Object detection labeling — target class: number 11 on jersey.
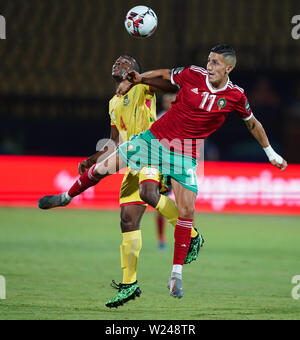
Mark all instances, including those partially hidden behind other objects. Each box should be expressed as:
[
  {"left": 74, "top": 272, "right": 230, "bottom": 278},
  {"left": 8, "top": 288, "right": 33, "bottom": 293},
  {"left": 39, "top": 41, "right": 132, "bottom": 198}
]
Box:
[{"left": 199, "top": 92, "right": 216, "bottom": 112}]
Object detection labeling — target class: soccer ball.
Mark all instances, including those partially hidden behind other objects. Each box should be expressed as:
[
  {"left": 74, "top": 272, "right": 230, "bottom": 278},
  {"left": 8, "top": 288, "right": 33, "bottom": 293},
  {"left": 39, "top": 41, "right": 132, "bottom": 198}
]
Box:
[{"left": 125, "top": 6, "right": 158, "bottom": 38}]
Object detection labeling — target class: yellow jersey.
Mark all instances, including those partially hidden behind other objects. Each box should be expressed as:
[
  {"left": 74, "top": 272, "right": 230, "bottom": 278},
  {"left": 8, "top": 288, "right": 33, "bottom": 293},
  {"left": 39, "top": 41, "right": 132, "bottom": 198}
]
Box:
[{"left": 109, "top": 84, "right": 156, "bottom": 143}]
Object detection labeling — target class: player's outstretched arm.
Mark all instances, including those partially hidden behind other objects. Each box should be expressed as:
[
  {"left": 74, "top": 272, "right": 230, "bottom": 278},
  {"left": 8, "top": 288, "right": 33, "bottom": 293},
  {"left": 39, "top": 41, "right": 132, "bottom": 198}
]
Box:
[
  {"left": 117, "top": 69, "right": 178, "bottom": 95},
  {"left": 244, "top": 115, "right": 287, "bottom": 171},
  {"left": 78, "top": 127, "right": 120, "bottom": 175}
]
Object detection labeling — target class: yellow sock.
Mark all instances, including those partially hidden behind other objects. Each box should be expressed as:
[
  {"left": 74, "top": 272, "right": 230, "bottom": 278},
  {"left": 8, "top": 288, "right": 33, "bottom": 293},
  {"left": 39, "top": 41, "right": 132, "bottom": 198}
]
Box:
[
  {"left": 155, "top": 195, "right": 198, "bottom": 238},
  {"left": 120, "top": 230, "right": 142, "bottom": 284}
]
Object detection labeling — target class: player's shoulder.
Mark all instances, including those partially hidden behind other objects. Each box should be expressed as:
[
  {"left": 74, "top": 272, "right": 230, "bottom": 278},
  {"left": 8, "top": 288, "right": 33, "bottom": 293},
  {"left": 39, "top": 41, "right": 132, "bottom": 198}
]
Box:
[
  {"left": 185, "top": 65, "right": 207, "bottom": 82},
  {"left": 134, "top": 83, "right": 152, "bottom": 95},
  {"left": 135, "top": 83, "right": 147, "bottom": 90},
  {"left": 173, "top": 65, "right": 207, "bottom": 76},
  {"left": 228, "top": 80, "right": 246, "bottom": 96},
  {"left": 109, "top": 95, "right": 117, "bottom": 105},
  {"left": 189, "top": 65, "right": 208, "bottom": 76}
]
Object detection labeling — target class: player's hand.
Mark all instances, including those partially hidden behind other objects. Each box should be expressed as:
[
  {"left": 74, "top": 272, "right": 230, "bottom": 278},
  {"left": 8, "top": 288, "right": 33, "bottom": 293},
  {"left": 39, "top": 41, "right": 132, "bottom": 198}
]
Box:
[
  {"left": 116, "top": 80, "right": 133, "bottom": 97},
  {"left": 124, "top": 70, "right": 142, "bottom": 84},
  {"left": 78, "top": 160, "right": 92, "bottom": 175},
  {"left": 270, "top": 158, "right": 288, "bottom": 171}
]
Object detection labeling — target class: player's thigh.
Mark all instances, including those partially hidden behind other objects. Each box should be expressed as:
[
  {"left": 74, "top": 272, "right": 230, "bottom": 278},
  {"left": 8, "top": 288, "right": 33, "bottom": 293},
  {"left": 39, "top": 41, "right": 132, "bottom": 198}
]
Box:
[
  {"left": 138, "top": 167, "right": 169, "bottom": 207},
  {"left": 120, "top": 168, "right": 147, "bottom": 206},
  {"left": 120, "top": 204, "right": 147, "bottom": 232},
  {"left": 139, "top": 181, "right": 160, "bottom": 208},
  {"left": 171, "top": 178, "right": 196, "bottom": 219}
]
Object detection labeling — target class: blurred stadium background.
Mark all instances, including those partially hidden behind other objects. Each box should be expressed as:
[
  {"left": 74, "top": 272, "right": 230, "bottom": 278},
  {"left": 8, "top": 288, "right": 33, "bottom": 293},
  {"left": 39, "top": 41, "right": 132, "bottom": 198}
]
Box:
[
  {"left": 0, "top": 0, "right": 299, "bottom": 161},
  {"left": 0, "top": 0, "right": 300, "bottom": 319},
  {"left": 0, "top": 0, "right": 299, "bottom": 214}
]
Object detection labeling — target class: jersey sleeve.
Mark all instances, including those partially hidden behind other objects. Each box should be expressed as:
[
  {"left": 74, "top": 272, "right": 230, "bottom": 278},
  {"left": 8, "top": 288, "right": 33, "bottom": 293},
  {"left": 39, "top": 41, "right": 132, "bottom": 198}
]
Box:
[
  {"left": 233, "top": 93, "right": 253, "bottom": 121},
  {"left": 170, "top": 66, "right": 190, "bottom": 88},
  {"left": 108, "top": 101, "right": 117, "bottom": 128}
]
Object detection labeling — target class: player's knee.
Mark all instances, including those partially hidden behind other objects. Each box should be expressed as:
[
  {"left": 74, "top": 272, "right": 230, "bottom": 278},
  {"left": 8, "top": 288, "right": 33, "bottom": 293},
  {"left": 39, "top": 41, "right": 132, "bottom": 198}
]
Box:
[
  {"left": 178, "top": 205, "right": 195, "bottom": 219},
  {"left": 139, "top": 182, "right": 160, "bottom": 207},
  {"left": 120, "top": 210, "right": 140, "bottom": 232}
]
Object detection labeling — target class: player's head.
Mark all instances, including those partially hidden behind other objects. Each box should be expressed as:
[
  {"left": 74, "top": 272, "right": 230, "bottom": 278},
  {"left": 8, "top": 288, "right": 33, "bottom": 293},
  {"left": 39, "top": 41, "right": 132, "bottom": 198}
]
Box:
[
  {"left": 112, "top": 54, "right": 141, "bottom": 81},
  {"left": 207, "top": 44, "right": 236, "bottom": 86}
]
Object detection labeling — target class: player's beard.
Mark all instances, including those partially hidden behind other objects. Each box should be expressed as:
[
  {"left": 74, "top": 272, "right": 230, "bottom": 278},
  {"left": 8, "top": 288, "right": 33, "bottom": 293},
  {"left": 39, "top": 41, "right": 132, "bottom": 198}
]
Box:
[
  {"left": 210, "top": 71, "right": 227, "bottom": 88},
  {"left": 112, "top": 67, "right": 131, "bottom": 82}
]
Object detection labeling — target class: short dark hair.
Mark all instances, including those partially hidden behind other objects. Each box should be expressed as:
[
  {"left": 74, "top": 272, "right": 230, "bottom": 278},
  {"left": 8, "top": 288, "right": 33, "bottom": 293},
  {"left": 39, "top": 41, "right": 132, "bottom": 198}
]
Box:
[
  {"left": 210, "top": 44, "right": 236, "bottom": 68},
  {"left": 120, "top": 54, "right": 142, "bottom": 73},
  {"left": 210, "top": 44, "right": 236, "bottom": 57}
]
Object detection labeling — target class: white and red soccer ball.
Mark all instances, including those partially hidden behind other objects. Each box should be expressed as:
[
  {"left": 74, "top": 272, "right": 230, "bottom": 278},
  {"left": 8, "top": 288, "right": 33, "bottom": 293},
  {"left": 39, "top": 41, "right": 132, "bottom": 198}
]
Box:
[{"left": 125, "top": 6, "right": 158, "bottom": 38}]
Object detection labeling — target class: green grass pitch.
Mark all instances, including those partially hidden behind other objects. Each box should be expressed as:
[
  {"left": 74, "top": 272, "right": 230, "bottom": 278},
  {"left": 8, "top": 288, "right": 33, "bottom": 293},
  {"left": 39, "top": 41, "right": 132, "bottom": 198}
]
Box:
[{"left": 0, "top": 207, "right": 299, "bottom": 320}]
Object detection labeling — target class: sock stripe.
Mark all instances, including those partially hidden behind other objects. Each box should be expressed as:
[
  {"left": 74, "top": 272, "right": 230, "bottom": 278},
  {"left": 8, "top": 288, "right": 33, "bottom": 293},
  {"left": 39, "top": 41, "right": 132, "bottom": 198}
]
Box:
[
  {"left": 68, "top": 166, "right": 99, "bottom": 197},
  {"left": 177, "top": 220, "right": 193, "bottom": 225},
  {"left": 177, "top": 223, "right": 193, "bottom": 229},
  {"left": 88, "top": 164, "right": 98, "bottom": 182},
  {"left": 178, "top": 217, "right": 194, "bottom": 222},
  {"left": 177, "top": 219, "right": 193, "bottom": 224},
  {"left": 177, "top": 218, "right": 193, "bottom": 228}
]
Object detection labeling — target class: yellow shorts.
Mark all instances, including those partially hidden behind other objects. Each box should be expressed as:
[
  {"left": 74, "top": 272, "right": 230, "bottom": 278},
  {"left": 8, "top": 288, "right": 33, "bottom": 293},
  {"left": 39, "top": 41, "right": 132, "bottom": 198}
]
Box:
[{"left": 119, "top": 167, "right": 169, "bottom": 207}]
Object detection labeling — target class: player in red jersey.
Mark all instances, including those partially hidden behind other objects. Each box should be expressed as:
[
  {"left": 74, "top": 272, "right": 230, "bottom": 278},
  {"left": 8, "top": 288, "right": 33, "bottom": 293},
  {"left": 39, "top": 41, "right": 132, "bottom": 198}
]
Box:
[
  {"left": 117, "top": 45, "right": 287, "bottom": 297},
  {"left": 39, "top": 44, "right": 287, "bottom": 299}
]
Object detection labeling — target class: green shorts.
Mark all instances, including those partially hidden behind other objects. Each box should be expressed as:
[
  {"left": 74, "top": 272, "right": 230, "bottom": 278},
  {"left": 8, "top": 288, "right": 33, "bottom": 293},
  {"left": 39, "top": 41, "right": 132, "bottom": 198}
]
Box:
[{"left": 118, "top": 130, "right": 198, "bottom": 194}]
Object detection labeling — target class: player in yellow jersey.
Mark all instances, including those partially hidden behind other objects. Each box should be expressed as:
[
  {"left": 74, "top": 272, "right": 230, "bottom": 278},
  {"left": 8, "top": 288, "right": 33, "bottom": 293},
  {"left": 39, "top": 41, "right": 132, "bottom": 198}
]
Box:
[{"left": 38, "top": 55, "right": 203, "bottom": 308}]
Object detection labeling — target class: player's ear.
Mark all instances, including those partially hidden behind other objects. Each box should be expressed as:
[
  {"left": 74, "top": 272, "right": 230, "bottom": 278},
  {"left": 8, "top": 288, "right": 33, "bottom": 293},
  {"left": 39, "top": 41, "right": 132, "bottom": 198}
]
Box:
[{"left": 226, "top": 64, "right": 234, "bottom": 75}]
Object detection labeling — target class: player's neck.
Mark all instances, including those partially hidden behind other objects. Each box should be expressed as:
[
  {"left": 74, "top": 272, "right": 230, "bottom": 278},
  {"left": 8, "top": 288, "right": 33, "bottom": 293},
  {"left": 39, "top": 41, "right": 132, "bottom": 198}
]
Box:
[
  {"left": 209, "top": 76, "right": 229, "bottom": 90},
  {"left": 115, "top": 80, "right": 125, "bottom": 93},
  {"left": 115, "top": 80, "right": 122, "bottom": 89},
  {"left": 115, "top": 80, "right": 133, "bottom": 93}
]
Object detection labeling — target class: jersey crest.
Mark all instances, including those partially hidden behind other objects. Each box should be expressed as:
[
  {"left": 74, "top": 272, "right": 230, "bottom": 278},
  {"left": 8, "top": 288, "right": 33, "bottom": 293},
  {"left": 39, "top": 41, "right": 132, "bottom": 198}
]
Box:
[
  {"left": 217, "top": 98, "right": 227, "bottom": 110},
  {"left": 123, "top": 95, "right": 130, "bottom": 106}
]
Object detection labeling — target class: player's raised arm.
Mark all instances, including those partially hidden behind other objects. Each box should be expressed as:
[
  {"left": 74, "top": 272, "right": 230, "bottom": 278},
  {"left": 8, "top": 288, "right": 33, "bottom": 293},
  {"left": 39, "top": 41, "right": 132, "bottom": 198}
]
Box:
[
  {"left": 244, "top": 115, "right": 287, "bottom": 171},
  {"left": 123, "top": 69, "right": 178, "bottom": 94}
]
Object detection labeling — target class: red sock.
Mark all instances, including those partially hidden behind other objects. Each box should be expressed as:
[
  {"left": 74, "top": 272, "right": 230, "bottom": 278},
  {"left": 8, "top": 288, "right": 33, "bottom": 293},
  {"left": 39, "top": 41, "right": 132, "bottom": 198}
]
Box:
[
  {"left": 173, "top": 218, "right": 193, "bottom": 265},
  {"left": 156, "top": 214, "right": 166, "bottom": 243},
  {"left": 68, "top": 165, "right": 99, "bottom": 198}
]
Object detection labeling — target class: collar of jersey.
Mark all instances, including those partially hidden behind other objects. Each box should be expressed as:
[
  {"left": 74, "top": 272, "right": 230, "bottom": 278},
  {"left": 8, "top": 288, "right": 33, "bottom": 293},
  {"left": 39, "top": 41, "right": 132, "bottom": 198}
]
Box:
[{"left": 205, "top": 75, "right": 230, "bottom": 93}]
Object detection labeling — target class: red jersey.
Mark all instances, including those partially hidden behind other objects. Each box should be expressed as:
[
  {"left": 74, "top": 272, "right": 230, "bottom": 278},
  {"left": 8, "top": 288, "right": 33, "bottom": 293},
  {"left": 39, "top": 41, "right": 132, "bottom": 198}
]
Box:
[{"left": 150, "top": 65, "right": 253, "bottom": 159}]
